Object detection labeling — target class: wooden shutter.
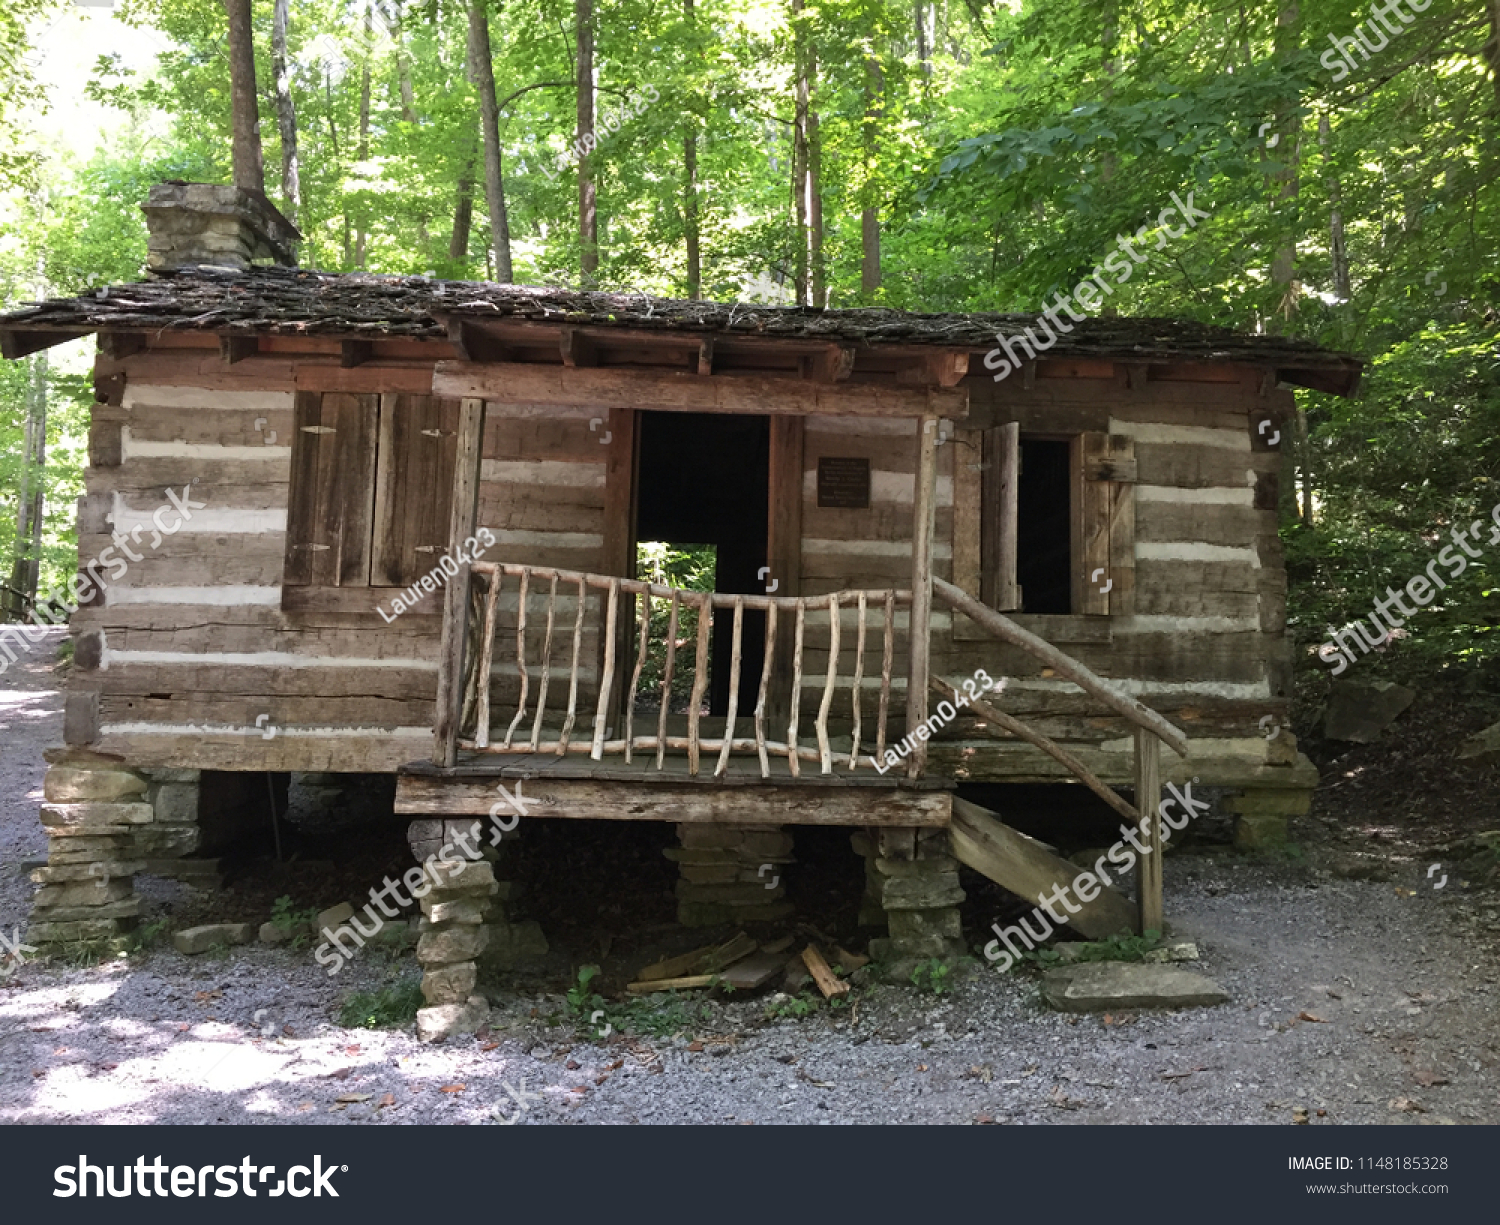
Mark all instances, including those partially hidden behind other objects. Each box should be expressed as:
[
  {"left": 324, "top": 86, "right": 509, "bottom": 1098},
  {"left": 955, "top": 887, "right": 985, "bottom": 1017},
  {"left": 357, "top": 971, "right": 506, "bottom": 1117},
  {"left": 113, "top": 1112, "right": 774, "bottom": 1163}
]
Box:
[
  {"left": 284, "top": 391, "right": 378, "bottom": 587},
  {"left": 980, "top": 422, "right": 1020, "bottom": 610},
  {"left": 371, "top": 395, "right": 462, "bottom": 587},
  {"left": 1073, "top": 432, "right": 1136, "bottom": 616}
]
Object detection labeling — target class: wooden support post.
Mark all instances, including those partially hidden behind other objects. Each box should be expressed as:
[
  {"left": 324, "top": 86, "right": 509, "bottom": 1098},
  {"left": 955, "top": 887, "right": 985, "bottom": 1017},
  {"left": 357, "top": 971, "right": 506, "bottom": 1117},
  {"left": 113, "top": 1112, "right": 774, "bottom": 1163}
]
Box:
[
  {"left": 433, "top": 396, "right": 486, "bottom": 766},
  {"left": 1135, "top": 728, "right": 1163, "bottom": 934},
  {"left": 906, "top": 415, "right": 938, "bottom": 778}
]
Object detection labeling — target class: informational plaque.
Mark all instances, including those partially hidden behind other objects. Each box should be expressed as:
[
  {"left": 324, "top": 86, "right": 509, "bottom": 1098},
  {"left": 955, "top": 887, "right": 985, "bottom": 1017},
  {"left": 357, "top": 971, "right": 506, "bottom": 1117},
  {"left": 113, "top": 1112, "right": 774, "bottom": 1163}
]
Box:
[{"left": 816, "top": 457, "right": 870, "bottom": 508}]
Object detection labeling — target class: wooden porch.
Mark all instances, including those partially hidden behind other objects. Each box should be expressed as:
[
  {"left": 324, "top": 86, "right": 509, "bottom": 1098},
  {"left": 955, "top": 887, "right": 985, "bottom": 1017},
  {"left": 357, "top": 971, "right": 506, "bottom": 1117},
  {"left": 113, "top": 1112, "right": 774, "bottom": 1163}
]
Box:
[{"left": 395, "top": 395, "right": 1194, "bottom": 933}]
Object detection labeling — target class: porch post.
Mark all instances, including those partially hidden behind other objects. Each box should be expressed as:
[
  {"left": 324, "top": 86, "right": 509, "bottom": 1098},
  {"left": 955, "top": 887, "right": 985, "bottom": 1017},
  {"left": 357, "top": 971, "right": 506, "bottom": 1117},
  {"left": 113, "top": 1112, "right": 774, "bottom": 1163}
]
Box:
[
  {"left": 906, "top": 414, "right": 938, "bottom": 779},
  {"left": 1135, "top": 728, "right": 1164, "bottom": 933},
  {"left": 433, "top": 396, "right": 486, "bottom": 767}
]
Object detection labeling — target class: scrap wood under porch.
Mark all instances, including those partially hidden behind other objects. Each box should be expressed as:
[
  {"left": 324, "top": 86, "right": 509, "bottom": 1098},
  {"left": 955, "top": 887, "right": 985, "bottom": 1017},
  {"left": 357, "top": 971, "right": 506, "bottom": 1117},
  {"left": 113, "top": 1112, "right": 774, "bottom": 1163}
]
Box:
[
  {"left": 636, "top": 931, "right": 758, "bottom": 982},
  {"left": 801, "top": 945, "right": 852, "bottom": 999}
]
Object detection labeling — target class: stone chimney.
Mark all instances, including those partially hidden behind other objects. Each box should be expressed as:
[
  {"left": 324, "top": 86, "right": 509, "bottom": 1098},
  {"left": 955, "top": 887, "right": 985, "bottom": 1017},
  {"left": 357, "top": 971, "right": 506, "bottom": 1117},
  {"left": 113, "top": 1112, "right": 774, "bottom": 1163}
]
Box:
[{"left": 142, "top": 182, "right": 300, "bottom": 272}]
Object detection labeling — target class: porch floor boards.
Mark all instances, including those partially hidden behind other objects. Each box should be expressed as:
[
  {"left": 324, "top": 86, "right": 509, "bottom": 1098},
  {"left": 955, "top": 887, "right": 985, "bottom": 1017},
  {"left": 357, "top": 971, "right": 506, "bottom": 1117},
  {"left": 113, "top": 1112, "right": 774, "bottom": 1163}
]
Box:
[
  {"left": 405, "top": 749, "right": 946, "bottom": 788},
  {"left": 395, "top": 751, "right": 954, "bottom": 827}
]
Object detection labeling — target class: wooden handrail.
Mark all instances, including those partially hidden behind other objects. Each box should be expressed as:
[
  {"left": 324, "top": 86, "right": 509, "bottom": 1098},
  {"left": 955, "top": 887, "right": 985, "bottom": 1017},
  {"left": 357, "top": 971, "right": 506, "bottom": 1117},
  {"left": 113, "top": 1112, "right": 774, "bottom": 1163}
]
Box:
[
  {"left": 932, "top": 678, "right": 1138, "bottom": 824},
  {"left": 931, "top": 577, "right": 1189, "bottom": 758},
  {"left": 470, "top": 560, "right": 911, "bottom": 611},
  {"left": 459, "top": 561, "right": 912, "bottom": 778}
]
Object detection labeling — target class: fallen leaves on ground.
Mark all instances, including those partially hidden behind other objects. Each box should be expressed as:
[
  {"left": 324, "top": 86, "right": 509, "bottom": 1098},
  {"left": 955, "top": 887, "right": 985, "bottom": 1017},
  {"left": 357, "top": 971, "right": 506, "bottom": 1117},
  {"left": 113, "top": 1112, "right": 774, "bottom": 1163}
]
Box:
[
  {"left": 1413, "top": 1069, "right": 1450, "bottom": 1087},
  {"left": 193, "top": 990, "right": 222, "bottom": 1004},
  {"left": 377, "top": 1093, "right": 396, "bottom": 1109},
  {"left": 440, "top": 1084, "right": 465, "bottom": 1094},
  {"left": 1388, "top": 1096, "right": 1427, "bottom": 1114},
  {"left": 335, "top": 1093, "right": 371, "bottom": 1104},
  {"left": 1296, "top": 1011, "right": 1330, "bottom": 1024}
]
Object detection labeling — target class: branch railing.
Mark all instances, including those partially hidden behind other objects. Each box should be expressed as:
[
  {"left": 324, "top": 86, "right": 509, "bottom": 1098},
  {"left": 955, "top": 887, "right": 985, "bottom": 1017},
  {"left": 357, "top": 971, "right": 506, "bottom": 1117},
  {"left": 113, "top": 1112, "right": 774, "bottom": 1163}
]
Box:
[
  {"left": 931, "top": 576, "right": 1190, "bottom": 932},
  {"left": 456, "top": 560, "right": 913, "bottom": 778}
]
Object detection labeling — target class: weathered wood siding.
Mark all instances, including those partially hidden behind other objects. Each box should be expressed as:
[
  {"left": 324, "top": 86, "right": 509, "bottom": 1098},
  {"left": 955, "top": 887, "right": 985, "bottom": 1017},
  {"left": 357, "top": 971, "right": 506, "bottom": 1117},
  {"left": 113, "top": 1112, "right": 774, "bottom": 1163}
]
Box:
[
  {"left": 73, "top": 355, "right": 609, "bottom": 771},
  {"left": 930, "top": 370, "right": 1293, "bottom": 783}
]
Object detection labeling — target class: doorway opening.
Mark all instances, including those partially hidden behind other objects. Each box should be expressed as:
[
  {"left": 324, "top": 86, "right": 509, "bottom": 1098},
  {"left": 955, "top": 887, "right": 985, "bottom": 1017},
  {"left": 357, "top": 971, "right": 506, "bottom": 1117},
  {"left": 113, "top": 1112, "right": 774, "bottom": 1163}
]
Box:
[{"left": 634, "top": 411, "right": 769, "bottom": 718}]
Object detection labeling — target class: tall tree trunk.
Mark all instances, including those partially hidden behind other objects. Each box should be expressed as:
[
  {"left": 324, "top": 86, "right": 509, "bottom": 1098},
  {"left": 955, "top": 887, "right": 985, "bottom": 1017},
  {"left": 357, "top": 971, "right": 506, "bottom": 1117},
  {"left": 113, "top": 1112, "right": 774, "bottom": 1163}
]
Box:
[
  {"left": 7, "top": 352, "right": 46, "bottom": 620},
  {"left": 791, "top": 0, "right": 809, "bottom": 303},
  {"left": 1319, "top": 112, "right": 1351, "bottom": 303},
  {"left": 450, "top": 150, "right": 476, "bottom": 264},
  {"left": 807, "top": 74, "right": 824, "bottom": 306},
  {"left": 682, "top": 0, "right": 700, "bottom": 298},
  {"left": 860, "top": 53, "right": 882, "bottom": 298},
  {"left": 577, "top": 0, "right": 598, "bottom": 281},
  {"left": 271, "top": 0, "right": 300, "bottom": 223},
  {"left": 1485, "top": 0, "right": 1500, "bottom": 110},
  {"left": 684, "top": 132, "right": 701, "bottom": 298},
  {"left": 389, "top": 1, "right": 430, "bottom": 254},
  {"left": 467, "top": 1, "right": 513, "bottom": 282},
  {"left": 225, "top": 0, "right": 265, "bottom": 193},
  {"left": 914, "top": 1, "right": 930, "bottom": 100},
  {"left": 1269, "top": 2, "right": 1301, "bottom": 327},
  {"left": 790, "top": 0, "right": 823, "bottom": 306},
  {"left": 354, "top": 3, "right": 373, "bottom": 268}
]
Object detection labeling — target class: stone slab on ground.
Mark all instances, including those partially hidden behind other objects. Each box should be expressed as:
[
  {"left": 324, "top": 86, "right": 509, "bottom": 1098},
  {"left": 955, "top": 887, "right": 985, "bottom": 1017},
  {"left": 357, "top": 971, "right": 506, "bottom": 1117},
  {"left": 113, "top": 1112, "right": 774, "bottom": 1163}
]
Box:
[
  {"left": 1041, "top": 962, "right": 1229, "bottom": 1012},
  {"left": 1321, "top": 679, "right": 1416, "bottom": 743},
  {"left": 173, "top": 923, "right": 256, "bottom": 955},
  {"left": 416, "top": 995, "right": 489, "bottom": 1043},
  {"left": 1457, "top": 721, "right": 1500, "bottom": 767}
]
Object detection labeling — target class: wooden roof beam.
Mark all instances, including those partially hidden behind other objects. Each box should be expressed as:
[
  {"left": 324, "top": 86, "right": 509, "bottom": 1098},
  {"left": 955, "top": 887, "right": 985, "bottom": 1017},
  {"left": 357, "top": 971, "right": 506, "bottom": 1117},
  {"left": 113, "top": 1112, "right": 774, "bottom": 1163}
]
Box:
[
  {"left": 0, "top": 329, "right": 87, "bottom": 360},
  {"left": 219, "top": 334, "right": 257, "bottom": 364},
  {"left": 895, "top": 349, "right": 969, "bottom": 387},
  {"left": 697, "top": 336, "right": 714, "bottom": 375},
  {"left": 808, "top": 344, "right": 856, "bottom": 382},
  {"left": 434, "top": 360, "right": 968, "bottom": 420},
  {"left": 341, "top": 339, "right": 374, "bottom": 367},
  {"left": 99, "top": 332, "right": 146, "bottom": 360},
  {"left": 559, "top": 326, "right": 597, "bottom": 367}
]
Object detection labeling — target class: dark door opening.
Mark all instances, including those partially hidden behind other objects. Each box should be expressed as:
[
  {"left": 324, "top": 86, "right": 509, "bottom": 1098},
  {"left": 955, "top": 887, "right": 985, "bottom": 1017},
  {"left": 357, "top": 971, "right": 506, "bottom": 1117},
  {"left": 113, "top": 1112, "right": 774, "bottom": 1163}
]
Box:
[
  {"left": 1017, "top": 439, "right": 1073, "bottom": 614},
  {"left": 635, "top": 411, "right": 769, "bottom": 717}
]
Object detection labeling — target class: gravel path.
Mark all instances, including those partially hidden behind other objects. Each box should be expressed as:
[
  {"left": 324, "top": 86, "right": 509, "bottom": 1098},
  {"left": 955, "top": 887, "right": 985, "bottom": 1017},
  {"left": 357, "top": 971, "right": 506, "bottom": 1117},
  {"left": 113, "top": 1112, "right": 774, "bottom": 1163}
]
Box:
[{"left": 2, "top": 644, "right": 1497, "bottom": 1125}]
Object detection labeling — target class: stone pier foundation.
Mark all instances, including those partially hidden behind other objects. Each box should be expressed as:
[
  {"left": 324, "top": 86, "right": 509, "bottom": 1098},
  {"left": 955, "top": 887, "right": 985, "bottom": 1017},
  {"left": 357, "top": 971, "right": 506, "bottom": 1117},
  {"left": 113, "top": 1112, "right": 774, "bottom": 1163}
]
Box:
[
  {"left": 668, "top": 824, "right": 795, "bottom": 928},
  {"left": 857, "top": 827, "right": 967, "bottom": 974},
  {"left": 407, "top": 818, "right": 547, "bottom": 1042},
  {"left": 29, "top": 751, "right": 149, "bottom": 946}
]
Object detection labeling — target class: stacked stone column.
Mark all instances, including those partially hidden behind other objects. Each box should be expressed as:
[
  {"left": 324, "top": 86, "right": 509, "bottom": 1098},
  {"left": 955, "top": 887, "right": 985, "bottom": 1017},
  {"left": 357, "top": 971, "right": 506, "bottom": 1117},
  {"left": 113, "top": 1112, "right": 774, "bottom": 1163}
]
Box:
[
  {"left": 29, "top": 751, "right": 148, "bottom": 946},
  {"left": 414, "top": 851, "right": 495, "bottom": 1043},
  {"left": 667, "top": 824, "right": 794, "bottom": 928},
  {"left": 859, "top": 827, "right": 967, "bottom": 974}
]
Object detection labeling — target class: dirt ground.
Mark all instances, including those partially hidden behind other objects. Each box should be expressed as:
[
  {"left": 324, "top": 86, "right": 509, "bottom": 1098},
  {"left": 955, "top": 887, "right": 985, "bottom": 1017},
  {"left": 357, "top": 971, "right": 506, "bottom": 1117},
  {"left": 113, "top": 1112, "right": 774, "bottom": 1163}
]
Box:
[{"left": 3, "top": 641, "right": 1498, "bottom": 1126}]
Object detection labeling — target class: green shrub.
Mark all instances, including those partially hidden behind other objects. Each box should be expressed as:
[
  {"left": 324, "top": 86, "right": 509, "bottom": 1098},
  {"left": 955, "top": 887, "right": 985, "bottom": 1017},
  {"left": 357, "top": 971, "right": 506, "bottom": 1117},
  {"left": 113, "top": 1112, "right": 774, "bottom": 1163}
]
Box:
[{"left": 339, "top": 977, "right": 424, "bottom": 1029}]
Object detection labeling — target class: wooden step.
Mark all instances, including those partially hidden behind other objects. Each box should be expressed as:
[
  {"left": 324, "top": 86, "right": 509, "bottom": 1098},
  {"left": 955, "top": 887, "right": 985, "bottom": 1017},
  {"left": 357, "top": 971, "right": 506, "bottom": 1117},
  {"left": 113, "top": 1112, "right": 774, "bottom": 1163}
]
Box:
[{"left": 948, "top": 797, "right": 1138, "bottom": 939}]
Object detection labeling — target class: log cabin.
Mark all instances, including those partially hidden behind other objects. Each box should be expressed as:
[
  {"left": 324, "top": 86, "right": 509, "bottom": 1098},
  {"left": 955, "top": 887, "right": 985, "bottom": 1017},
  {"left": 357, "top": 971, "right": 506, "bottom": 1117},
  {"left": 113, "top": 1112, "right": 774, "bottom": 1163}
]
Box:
[{"left": 0, "top": 184, "right": 1361, "bottom": 1035}]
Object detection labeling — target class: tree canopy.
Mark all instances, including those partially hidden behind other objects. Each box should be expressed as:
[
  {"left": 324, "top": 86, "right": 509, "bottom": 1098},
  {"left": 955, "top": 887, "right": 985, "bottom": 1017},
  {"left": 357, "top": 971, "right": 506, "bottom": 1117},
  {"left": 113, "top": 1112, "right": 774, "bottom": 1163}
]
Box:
[{"left": 2, "top": 0, "right": 1499, "bottom": 676}]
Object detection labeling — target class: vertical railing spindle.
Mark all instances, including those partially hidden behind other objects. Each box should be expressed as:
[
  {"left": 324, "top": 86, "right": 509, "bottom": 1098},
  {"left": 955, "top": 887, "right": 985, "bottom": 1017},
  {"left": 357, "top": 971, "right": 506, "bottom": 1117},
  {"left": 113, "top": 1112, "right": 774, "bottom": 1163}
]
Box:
[
  {"left": 591, "top": 578, "right": 620, "bottom": 760},
  {"left": 716, "top": 597, "right": 744, "bottom": 777}
]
